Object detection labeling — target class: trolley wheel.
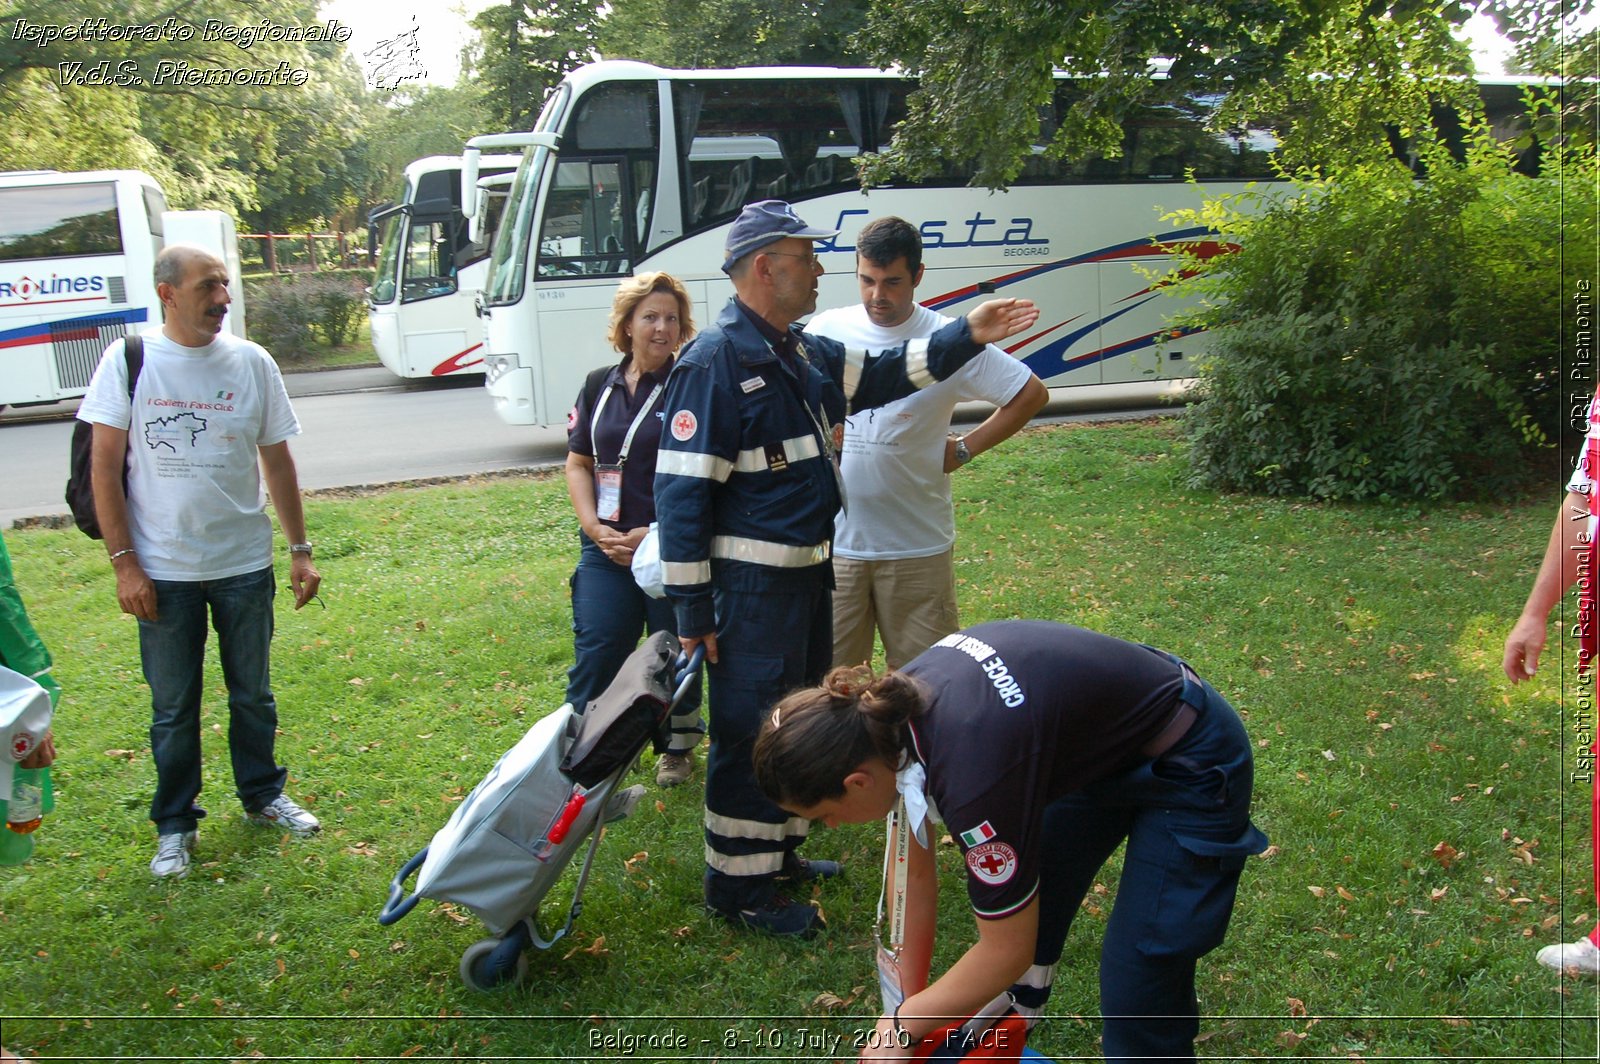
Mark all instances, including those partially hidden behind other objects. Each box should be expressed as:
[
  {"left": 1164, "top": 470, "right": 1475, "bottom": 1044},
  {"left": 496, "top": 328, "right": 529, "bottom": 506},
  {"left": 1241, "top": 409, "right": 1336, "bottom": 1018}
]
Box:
[{"left": 459, "top": 936, "right": 529, "bottom": 992}]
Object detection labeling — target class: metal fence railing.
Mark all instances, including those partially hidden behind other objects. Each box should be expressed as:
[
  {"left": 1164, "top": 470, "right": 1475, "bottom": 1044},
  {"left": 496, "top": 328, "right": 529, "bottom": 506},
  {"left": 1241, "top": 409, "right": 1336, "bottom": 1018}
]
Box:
[{"left": 240, "top": 233, "right": 367, "bottom": 273}]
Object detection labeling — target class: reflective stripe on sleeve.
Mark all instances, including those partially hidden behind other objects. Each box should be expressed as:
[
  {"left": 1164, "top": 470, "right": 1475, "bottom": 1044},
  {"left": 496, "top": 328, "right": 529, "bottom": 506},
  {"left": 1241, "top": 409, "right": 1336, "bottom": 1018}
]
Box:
[
  {"left": 656, "top": 449, "right": 734, "bottom": 481},
  {"left": 710, "top": 535, "right": 830, "bottom": 568},
  {"left": 905, "top": 338, "right": 933, "bottom": 389},
  {"left": 734, "top": 434, "right": 822, "bottom": 473},
  {"left": 705, "top": 809, "right": 812, "bottom": 841},
  {"left": 840, "top": 347, "right": 866, "bottom": 402},
  {"left": 661, "top": 559, "right": 712, "bottom": 585}
]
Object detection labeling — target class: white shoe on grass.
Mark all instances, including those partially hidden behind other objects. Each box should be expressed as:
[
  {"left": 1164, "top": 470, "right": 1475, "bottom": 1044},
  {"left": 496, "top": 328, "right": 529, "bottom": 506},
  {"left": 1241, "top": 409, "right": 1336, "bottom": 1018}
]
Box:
[
  {"left": 150, "top": 830, "right": 196, "bottom": 879},
  {"left": 1535, "top": 936, "right": 1600, "bottom": 975},
  {"left": 246, "top": 794, "right": 320, "bottom": 836}
]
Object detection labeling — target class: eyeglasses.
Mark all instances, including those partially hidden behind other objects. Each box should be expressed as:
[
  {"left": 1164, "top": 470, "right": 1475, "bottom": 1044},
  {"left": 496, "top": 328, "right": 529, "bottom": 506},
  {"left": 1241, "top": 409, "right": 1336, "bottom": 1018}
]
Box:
[{"left": 763, "top": 250, "right": 821, "bottom": 269}]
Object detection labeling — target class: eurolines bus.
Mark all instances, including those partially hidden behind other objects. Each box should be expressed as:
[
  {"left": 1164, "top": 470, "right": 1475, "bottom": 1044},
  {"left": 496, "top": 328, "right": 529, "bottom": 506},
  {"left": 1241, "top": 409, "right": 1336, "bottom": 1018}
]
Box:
[
  {"left": 367, "top": 153, "right": 519, "bottom": 379},
  {"left": 0, "top": 169, "right": 244, "bottom": 408},
  {"left": 472, "top": 61, "right": 1546, "bottom": 427}
]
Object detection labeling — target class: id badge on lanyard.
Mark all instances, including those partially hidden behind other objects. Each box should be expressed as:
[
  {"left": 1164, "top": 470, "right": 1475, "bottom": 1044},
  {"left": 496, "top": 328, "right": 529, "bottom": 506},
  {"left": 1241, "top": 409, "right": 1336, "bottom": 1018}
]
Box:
[
  {"left": 595, "top": 464, "right": 623, "bottom": 523},
  {"left": 588, "top": 377, "right": 664, "bottom": 526}
]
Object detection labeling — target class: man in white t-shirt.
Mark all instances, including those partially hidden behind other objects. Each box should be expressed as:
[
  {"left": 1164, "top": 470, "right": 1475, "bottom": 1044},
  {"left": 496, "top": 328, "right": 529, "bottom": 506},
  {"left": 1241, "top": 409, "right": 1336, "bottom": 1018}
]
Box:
[
  {"left": 77, "top": 245, "right": 324, "bottom": 879},
  {"left": 805, "top": 217, "right": 1048, "bottom": 669}
]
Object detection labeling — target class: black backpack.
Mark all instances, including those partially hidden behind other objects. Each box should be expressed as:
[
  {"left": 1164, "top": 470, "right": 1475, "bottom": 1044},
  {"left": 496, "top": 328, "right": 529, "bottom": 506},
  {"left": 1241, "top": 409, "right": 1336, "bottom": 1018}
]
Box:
[{"left": 65, "top": 334, "right": 143, "bottom": 539}]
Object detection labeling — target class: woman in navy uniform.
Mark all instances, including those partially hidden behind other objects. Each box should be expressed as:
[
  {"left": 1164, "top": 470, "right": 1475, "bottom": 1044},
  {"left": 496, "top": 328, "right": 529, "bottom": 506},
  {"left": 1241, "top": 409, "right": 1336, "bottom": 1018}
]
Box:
[
  {"left": 563, "top": 272, "right": 703, "bottom": 786},
  {"left": 753, "top": 620, "right": 1268, "bottom": 1063}
]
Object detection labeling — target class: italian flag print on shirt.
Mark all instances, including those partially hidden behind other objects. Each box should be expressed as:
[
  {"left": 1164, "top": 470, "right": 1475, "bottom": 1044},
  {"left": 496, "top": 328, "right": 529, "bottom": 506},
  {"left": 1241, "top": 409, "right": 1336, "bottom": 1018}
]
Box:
[{"left": 959, "top": 822, "right": 996, "bottom": 848}]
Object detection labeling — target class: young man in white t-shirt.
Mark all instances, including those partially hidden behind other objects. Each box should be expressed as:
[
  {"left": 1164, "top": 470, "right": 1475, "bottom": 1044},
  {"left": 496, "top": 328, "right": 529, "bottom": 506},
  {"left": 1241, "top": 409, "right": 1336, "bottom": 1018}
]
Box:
[
  {"left": 804, "top": 217, "right": 1048, "bottom": 669},
  {"left": 77, "top": 245, "right": 323, "bottom": 879}
]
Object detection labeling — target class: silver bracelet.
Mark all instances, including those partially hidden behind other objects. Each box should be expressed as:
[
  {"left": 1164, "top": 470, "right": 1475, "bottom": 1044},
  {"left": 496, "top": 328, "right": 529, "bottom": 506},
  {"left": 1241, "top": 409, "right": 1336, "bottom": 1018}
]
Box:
[
  {"left": 109, "top": 548, "right": 136, "bottom": 562},
  {"left": 288, "top": 543, "right": 314, "bottom": 555}
]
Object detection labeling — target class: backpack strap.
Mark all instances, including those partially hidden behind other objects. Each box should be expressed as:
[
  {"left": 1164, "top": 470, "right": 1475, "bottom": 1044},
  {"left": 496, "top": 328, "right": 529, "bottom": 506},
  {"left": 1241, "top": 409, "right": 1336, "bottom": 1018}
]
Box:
[
  {"left": 580, "top": 365, "right": 610, "bottom": 423},
  {"left": 123, "top": 333, "right": 143, "bottom": 403}
]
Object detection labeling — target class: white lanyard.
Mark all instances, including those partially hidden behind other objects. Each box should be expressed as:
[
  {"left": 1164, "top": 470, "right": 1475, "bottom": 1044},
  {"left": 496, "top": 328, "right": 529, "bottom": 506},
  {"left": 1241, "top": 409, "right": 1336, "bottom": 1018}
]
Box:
[
  {"left": 590, "top": 377, "right": 665, "bottom": 466},
  {"left": 875, "top": 797, "right": 912, "bottom": 1013}
]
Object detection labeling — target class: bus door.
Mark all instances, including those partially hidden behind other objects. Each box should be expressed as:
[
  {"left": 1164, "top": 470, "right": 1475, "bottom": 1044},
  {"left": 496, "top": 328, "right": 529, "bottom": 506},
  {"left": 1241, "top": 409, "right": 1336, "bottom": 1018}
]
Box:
[{"left": 532, "top": 155, "right": 640, "bottom": 426}]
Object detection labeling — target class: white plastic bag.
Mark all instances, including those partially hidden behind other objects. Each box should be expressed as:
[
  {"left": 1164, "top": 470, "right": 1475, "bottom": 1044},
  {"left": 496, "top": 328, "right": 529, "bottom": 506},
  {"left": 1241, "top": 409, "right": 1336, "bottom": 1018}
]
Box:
[{"left": 630, "top": 523, "right": 666, "bottom": 599}]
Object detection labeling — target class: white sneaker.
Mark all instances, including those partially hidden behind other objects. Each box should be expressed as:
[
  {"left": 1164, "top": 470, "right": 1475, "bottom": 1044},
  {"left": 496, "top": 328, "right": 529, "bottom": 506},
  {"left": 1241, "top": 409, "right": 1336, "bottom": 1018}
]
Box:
[
  {"left": 1535, "top": 936, "right": 1600, "bottom": 974},
  {"left": 246, "top": 794, "right": 320, "bottom": 836},
  {"left": 150, "top": 831, "right": 196, "bottom": 879}
]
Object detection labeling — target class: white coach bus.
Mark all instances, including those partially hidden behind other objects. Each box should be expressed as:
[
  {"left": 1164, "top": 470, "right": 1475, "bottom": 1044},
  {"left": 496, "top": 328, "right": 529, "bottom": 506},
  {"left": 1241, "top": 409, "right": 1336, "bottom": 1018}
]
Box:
[
  {"left": 367, "top": 153, "right": 519, "bottom": 379},
  {"left": 0, "top": 169, "right": 244, "bottom": 408},
  {"left": 470, "top": 61, "right": 1542, "bottom": 427}
]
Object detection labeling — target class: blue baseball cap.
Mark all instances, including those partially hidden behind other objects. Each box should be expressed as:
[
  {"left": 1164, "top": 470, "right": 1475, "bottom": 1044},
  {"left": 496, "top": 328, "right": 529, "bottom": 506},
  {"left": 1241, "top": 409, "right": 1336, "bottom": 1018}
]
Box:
[{"left": 722, "top": 199, "right": 840, "bottom": 273}]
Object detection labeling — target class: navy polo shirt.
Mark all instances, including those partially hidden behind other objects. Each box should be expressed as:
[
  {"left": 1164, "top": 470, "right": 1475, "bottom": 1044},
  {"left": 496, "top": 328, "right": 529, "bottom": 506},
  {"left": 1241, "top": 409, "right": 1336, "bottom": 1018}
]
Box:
[{"left": 566, "top": 357, "right": 673, "bottom": 532}]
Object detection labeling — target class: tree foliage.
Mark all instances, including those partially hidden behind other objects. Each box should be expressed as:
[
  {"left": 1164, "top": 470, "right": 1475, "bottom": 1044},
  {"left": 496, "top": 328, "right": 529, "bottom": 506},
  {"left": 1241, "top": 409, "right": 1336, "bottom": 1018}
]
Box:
[
  {"left": 855, "top": 0, "right": 1592, "bottom": 189},
  {"left": 0, "top": 0, "right": 373, "bottom": 229},
  {"left": 598, "top": 0, "right": 870, "bottom": 67},
  {"left": 466, "top": 0, "right": 603, "bottom": 132}
]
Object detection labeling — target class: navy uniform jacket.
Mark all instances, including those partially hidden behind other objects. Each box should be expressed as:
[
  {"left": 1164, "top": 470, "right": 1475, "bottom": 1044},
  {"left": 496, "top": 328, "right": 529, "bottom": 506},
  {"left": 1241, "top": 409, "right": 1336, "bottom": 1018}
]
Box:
[{"left": 654, "top": 299, "right": 983, "bottom": 638}]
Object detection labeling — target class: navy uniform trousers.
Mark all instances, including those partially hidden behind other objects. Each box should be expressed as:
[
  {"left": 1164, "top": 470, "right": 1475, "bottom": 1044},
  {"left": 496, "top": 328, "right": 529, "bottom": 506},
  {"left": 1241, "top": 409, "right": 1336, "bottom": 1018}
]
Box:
[
  {"left": 702, "top": 571, "right": 831, "bottom": 904},
  {"left": 1021, "top": 668, "right": 1268, "bottom": 1064}
]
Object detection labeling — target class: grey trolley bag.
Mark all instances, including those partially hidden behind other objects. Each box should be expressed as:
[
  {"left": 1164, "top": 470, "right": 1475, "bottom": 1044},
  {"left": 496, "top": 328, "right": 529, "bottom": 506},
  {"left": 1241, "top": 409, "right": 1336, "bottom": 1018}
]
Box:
[{"left": 379, "top": 631, "right": 702, "bottom": 990}]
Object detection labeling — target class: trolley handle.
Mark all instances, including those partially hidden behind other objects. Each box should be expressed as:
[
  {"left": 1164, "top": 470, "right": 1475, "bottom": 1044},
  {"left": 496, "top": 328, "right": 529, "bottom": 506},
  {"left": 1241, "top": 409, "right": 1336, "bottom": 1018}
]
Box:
[
  {"left": 671, "top": 645, "right": 705, "bottom": 707},
  {"left": 377, "top": 846, "right": 430, "bottom": 926}
]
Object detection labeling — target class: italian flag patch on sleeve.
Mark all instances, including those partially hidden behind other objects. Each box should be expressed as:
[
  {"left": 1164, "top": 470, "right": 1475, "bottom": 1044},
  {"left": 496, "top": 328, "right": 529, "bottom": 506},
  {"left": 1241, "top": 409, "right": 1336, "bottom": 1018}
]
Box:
[{"left": 959, "top": 822, "right": 996, "bottom": 848}]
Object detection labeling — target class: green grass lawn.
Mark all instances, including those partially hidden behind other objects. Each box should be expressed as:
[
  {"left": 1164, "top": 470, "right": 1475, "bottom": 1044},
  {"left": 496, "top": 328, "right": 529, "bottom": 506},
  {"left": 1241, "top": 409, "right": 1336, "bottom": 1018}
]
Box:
[{"left": 1, "top": 419, "right": 1595, "bottom": 1060}]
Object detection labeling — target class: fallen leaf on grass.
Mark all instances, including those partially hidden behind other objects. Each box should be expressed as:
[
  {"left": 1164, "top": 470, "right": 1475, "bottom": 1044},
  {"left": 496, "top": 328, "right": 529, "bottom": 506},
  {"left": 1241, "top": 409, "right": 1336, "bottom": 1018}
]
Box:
[
  {"left": 1430, "top": 842, "right": 1459, "bottom": 869},
  {"left": 1277, "top": 1030, "right": 1307, "bottom": 1048},
  {"left": 1336, "top": 886, "right": 1356, "bottom": 901},
  {"left": 563, "top": 935, "right": 610, "bottom": 960},
  {"left": 813, "top": 992, "right": 848, "bottom": 1011},
  {"left": 1307, "top": 886, "right": 1326, "bottom": 899},
  {"left": 1287, "top": 997, "right": 1307, "bottom": 1017},
  {"left": 344, "top": 842, "right": 378, "bottom": 857},
  {"left": 103, "top": 748, "right": 138, "bottom": 761},
  {"left": 624, "top": 851, "right": 649, "bottom": 873},
  {"left": 1431, "top": 886, "right": 1449, "bottom": 901}
]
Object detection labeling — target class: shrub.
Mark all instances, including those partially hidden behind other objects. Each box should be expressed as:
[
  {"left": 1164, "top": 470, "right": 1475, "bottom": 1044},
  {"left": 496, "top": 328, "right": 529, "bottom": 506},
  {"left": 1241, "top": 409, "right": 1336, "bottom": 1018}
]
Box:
[
  {"left": 1165, "top": 139, "right": 1594, "bottom": 502},
  {"left": 297, "top": 270, "right": 368, "bottom": 347},
  {"left": 243, "top": 276, "right": 314, "bottom": 361},
  {"left": 243, "top": 270, "right": 369, "bottom": 361}
]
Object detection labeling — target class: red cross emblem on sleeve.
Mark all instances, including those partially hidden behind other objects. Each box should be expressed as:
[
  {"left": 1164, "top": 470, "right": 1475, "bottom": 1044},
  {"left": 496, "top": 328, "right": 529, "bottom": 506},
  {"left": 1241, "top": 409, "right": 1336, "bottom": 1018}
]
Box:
[{"left": 965, "top": 841, "right": 1017, "bottom": 885}]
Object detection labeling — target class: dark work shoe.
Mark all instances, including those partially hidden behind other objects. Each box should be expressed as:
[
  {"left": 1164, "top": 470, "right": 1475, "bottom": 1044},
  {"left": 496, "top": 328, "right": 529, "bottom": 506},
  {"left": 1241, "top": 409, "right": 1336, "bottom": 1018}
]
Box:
[
  {"left": 777, "top": 851, "right": 841, "bottom": 882},
  {"left": 707, "top": 893, "right": 825, "bottom": 938}
]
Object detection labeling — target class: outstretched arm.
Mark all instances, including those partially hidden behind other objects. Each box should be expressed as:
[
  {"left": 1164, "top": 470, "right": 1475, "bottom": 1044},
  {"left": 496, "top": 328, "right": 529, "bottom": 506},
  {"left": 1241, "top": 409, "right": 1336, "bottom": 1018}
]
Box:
[{"left": 965, "top": 298, "right": 1039, "bottom": 347}]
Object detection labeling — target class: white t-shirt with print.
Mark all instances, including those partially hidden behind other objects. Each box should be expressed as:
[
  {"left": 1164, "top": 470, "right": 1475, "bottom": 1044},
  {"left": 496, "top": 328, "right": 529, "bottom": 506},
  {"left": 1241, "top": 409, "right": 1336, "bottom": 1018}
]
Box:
[
  {"left": 805, "top": 303, "right": 1035, "bottom": 560},
  {"left": 76, "top": 328, "right": 302, "bottom": 581}
]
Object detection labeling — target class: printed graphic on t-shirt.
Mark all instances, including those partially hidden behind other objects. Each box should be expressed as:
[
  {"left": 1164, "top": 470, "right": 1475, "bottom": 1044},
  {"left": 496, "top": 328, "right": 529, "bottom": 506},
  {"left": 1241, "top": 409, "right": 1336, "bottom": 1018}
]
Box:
[{"left": 144, "top": 412, "right": 207, "bottom": 453}]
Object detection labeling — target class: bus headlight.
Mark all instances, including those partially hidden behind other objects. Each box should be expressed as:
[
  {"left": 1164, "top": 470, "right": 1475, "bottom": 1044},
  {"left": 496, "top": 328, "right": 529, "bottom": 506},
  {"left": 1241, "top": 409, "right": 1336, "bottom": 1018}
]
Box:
[{"left": 484, "top": 354, "right": 515, "bottom": 384}]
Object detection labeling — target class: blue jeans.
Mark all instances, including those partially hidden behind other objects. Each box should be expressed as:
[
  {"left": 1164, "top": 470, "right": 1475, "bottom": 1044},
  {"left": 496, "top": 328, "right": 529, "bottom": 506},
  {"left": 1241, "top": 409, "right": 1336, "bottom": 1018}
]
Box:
[
  {"left": 566, "top": 537, "right": 703, "bottom": 752},
  {"left": 138, "top": 567, "right": 286, "bottom": 833},
  {"left": 1030, "top": 672, "right": 1269, "bottom": 1063}
]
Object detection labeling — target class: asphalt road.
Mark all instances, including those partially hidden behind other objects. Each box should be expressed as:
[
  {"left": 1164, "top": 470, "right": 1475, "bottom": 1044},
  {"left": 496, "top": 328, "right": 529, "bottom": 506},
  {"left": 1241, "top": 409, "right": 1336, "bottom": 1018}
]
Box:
[{"left": 1, "top": 366, "right": 1176, "bottom": 529}]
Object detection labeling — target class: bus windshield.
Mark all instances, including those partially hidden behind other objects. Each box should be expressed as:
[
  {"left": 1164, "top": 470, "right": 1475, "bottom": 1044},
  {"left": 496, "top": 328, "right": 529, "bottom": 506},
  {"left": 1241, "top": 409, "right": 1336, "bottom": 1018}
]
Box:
[{"left": 485, "top": 83, "right": 571, "bottom": 307}]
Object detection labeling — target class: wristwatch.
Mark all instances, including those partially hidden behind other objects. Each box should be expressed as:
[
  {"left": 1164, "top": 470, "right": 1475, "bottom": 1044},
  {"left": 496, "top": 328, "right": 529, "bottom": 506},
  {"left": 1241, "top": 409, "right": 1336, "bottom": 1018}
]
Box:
[
  {"left": 289, "top": 542, "right": 314, "bottom": 557},
  {"left": 953, "top": 436, "right": 973, "bottom": 466}
]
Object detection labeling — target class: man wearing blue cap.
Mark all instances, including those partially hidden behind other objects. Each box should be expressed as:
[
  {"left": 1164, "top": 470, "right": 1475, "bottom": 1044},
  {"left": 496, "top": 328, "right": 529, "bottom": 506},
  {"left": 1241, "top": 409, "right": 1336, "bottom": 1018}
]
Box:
[{"left": 654, "top": 200, "right": 1038, "bottom": 936}]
